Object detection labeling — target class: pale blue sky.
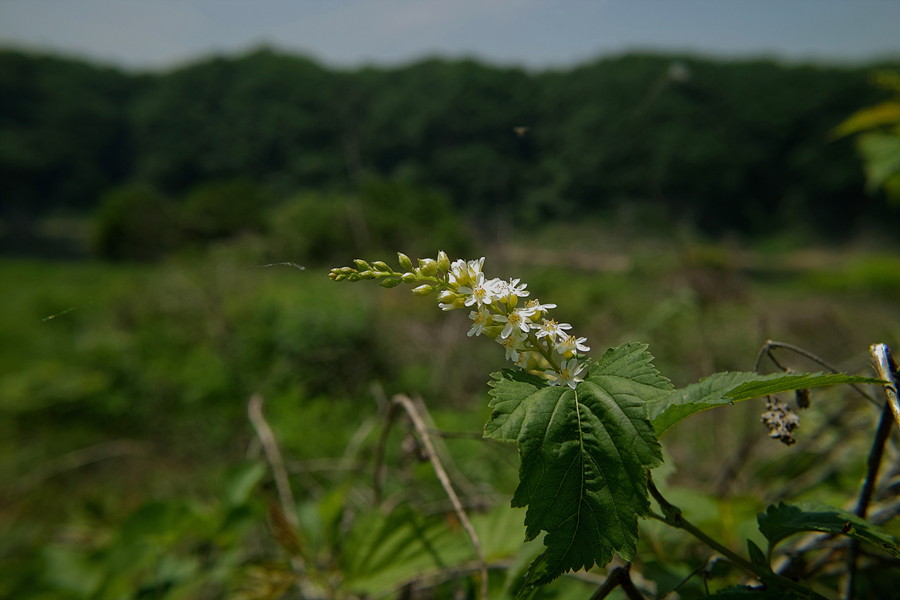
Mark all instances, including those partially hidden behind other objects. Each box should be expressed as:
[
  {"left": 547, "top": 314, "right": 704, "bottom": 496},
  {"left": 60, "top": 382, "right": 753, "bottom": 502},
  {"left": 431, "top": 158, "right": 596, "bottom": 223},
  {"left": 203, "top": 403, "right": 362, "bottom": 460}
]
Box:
[{"left": 1, "top": 0, "right": 898, "bottom": 70}]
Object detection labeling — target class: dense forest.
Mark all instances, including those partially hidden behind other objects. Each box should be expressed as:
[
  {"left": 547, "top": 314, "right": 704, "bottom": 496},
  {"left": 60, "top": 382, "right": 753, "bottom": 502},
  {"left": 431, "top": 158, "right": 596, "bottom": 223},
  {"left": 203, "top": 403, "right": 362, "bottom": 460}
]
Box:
[{"left": 2, "top": 47, "right": 898, "bottom": 258}]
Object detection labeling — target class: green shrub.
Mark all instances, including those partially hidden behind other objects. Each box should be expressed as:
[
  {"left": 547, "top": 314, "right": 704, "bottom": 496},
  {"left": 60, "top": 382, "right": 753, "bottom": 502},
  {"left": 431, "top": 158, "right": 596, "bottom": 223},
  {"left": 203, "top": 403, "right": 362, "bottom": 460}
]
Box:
[
  {"left": 92, "top": 184, "right": 179, "bottom": 260},
  {"left": 179, "top": 178, "right": 269, "bottom": 243}
]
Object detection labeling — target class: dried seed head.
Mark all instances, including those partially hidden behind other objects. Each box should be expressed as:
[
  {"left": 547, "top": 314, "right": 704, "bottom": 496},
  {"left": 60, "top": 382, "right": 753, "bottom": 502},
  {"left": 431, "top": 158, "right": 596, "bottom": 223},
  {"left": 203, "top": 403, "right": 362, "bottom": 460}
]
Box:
[{"left": 761, "top": 395, "right": 800, "bottom": 445}]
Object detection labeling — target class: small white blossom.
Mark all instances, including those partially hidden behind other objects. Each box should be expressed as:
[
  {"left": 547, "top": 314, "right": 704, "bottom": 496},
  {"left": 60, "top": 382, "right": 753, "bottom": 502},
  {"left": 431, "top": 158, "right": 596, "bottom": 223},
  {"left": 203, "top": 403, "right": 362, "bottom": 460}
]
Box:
[
  {"left": 524, "top": 299, "right": 557, "bottom": 315},
  {"left": 495, "top": 278, "right": 530, "bottom": 300},
  {"left": 545, "top": 358, "right": 587, "bottom": 389},
  {"left": 535, "top": 318, "right": 572, "bottom": 340},
  {"left": 514, "top": 351, "right": 533, "bottom": 368},
  {"left": 495, "top": 306, "right": 538, "bottom": 339},
  {"left": 467, "top": 308, "right": 491, "bottom": 337},
  {"left": 450, "top": 257, "right": 486, "bottom": 287},
  {"left": 498, "top": 329, "right": 528, "bottom": 362},
  {"left": 556, "top": 334, "right": 590, "bottom": 357},
  {"left": 459, "top": 273, "right": 500, "bottom": 307},
  {"left": 448, "top": 259, "right": 469, "bottom": 286}
]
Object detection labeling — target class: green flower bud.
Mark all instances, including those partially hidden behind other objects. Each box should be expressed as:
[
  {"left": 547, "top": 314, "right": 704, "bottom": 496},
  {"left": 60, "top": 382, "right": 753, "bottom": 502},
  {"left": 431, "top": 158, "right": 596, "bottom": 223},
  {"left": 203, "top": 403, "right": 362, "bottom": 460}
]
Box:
[
  {"left": 353, "top": 259, "right": 371, "bottom": 271},
  {"left": 437, "top": 250, "right": 450, "bottom": 272},
  {"left": 401, "top": 272, "right": 417, "bottom": 283},
  {"left": 397, "top": 252, "right": 413, "bottom": 270},
  {"left": 418, "top": 258, "right": 438, "bottom": 277},
  {"left": 437, "top": 290, "right": 456, "bottom": 303},
  {"left": 372, "top": 260, "right": 391, "bottom": 272},
  {"left": 411, "top": 284, "right": 434, "bottom": 296},
  {"left": 359, "top": 271, "right": 377, "bottom": 279},
  {"left": 348, "top": 273, "right": 361, "bottom": 282},
  {"left": 379, "top": 277, "right": 402, "bottom": 288}
]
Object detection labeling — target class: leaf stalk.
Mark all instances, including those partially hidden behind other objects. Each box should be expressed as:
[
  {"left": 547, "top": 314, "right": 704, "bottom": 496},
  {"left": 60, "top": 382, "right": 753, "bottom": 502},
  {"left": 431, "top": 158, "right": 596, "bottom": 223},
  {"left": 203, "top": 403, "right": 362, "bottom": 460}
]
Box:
[{"left": 648, "top": 477, "right": 757, "bottom": 576}]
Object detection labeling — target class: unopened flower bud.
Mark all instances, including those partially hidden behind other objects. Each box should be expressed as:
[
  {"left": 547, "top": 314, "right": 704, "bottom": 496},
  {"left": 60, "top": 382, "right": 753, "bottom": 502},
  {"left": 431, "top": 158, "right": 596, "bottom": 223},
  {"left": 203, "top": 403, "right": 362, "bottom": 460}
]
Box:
[
  {"left": 353, "top": 259, "right": 371, "bottom": 271},
  {"left": 412, "top": 284, "right": 434, "bottom": 296},
  {"left": 437, "top": 290, "right": 456, "bottom": 303},
  {"left": 439, "top": 296, "right": 467, "bottom": 311},
  {"left": 397, "top": 252, "right": 413, "bottom": 270},
  {"left": 372, "top": 260, "right": 391, "bottom": 272},
  {"left": 419, "top": 258, "right": 438, "bottom": 277},
  {"left": 359, "top": 271, "right": 377, "bottom": 279},
  {"left": 379, "top": 277, "right": 402, "bottom": 288},
  {"left": 401, "top": 272, "right": 417, "bottom": 283},
  {"left": 437, "top": 251, "right": 450, "bottom": 272}
]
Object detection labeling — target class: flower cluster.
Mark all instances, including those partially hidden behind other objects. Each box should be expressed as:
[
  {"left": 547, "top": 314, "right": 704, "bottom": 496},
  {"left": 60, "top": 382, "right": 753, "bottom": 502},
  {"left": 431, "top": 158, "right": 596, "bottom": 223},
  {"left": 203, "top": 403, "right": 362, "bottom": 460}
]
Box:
[{"left": 330, "top": 252, "right": 590, "bottom": 388}]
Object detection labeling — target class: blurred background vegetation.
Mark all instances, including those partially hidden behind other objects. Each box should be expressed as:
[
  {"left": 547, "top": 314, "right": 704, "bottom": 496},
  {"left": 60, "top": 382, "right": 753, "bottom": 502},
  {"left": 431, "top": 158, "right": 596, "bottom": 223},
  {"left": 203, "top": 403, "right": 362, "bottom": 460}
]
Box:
[{"left": 1, "top": 47, "right": 899, "bottom": 598}]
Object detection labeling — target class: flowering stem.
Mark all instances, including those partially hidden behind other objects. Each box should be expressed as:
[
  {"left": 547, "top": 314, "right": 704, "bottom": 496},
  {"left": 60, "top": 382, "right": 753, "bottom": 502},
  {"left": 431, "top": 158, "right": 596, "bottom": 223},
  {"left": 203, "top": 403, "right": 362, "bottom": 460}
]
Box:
[
  {"left": 331, "top": 253, "right": 590, "bottom": 388},
  {"left": 528, "top": 331, "right": 562, "bottom": 371}
]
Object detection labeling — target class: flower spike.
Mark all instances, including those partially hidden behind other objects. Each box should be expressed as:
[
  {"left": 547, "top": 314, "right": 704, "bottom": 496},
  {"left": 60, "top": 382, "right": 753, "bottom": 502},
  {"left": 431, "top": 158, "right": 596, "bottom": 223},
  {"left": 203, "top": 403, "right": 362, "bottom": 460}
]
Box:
[{"left": 330, "top": 252, "right": 590, "bottom": 387}]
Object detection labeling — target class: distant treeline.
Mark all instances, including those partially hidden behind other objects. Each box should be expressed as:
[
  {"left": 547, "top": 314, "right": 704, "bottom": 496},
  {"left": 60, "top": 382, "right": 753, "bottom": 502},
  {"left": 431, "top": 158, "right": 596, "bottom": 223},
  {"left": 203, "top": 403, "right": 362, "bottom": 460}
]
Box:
[{"left": 2, "top": 47, "right": 898, "bottom": 242}]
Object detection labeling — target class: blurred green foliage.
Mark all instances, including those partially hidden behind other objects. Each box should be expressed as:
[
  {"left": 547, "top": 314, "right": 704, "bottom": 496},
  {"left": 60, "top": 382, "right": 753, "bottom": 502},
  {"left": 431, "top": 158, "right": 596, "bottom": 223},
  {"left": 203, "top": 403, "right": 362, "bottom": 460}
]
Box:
[
  {"left": 834, "top": 70, "right": 900, "bottom": 204},
  {"left": 1, "top": 230, "right": 898, "bottom": 597},
  {"left": 2, "top": 48, "right": 899, "bottom": 253},
  {"left": 91, "top": 177, "right": 471, "bottom": 263},
  {"left": 92, "top": 184, "right": 180, "bottom": 260}
]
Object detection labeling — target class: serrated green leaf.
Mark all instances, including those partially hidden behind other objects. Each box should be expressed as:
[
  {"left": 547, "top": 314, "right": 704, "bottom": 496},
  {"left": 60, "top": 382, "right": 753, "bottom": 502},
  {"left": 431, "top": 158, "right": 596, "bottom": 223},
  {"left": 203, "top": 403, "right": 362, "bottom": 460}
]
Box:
[
  {"left": 758, "top": 502, "right": 900, "bottom": 558},
  {"left": 648, "top": 371, "right": 881, "bottom": 436},
  {"left": 485, "top": 343, "right": 668, "bottom": 584}
]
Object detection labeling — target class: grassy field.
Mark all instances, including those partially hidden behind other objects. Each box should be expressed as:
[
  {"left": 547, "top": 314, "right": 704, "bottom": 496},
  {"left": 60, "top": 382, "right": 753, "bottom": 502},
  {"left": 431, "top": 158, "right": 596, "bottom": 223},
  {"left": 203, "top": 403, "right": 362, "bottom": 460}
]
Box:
[{"left": 1, "top": 231, "right": 899, "bottom": 598}]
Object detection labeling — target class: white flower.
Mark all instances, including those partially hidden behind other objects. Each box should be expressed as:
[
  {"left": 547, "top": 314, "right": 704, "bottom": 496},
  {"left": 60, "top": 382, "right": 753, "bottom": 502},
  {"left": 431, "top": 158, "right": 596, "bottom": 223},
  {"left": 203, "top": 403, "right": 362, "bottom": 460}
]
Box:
[
  {"left": 498, "top": 329, "right": 528, "bottom": 362},
  {"left": 448, "top": 259, "right": 469, "bottom": 286},
  {"left": 514, "top": 351, "right": 534, "bottom": 368},
  {"left": 495, "top": 278, "right": 529, "bottom": 300},
  {"left": 467, "top": 308, "right": 491, "bottom": 337},
  {"left": 450, "top": 257, "right": 485, "bottom": 287},
  {"left": 535, "top": 318, "right": 572, "bottom": 340},
  {"left": 555, "top": 334, "right": 590, "bottom": 357},
  {"left": 495, "top": 306, "right": 537, "bottom": 339},
  {"left": 524, "top": 299, "right": 557, "bottom": 314},
  {"left": 545, "top": 358, "right": 587, "bottom": 389},
  {"left": 458, "top": 273, "right": 500, "bottom": 307}
]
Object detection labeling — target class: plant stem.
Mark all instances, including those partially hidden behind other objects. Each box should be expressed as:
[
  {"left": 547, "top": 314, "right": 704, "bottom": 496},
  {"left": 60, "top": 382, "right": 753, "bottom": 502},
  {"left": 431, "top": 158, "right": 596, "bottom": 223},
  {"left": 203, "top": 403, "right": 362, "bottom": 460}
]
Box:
[
  {"left": 870, "top": 343, "right": 900, "bottom": 431},
  {"left": 846, "top": 344, "right": 899, "bottom": 600},
  {"left": 756, "top": 340, "right": 880, "bottom": 406},
  {"left": 393, "top": 394, "right": 490, "bottom": 600},
  {"left": 589, "top": 563, "right": 646, "bottom": 600},
  {"left": 648, "top": 478, "right": 757, "bottom": 576}
]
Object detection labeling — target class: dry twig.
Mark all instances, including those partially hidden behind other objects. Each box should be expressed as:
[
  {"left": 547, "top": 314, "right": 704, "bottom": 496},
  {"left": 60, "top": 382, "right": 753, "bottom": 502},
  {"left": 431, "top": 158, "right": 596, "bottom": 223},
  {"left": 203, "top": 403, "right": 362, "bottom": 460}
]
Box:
[
  {"left": 392, "top": 394, "right": 490, "bottom": 600},
  {"left": 247, "top": 393, "right": 307, "bottom": 575}
]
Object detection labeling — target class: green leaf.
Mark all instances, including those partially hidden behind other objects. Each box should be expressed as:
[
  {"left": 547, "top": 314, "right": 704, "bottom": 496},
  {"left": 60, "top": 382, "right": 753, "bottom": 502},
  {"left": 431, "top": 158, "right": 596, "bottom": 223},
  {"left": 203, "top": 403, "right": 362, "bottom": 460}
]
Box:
[
  {"left": 758, "top": 502, "right": 900, "bottom": 558},
  {"left": 648, "top": 371, "right": 880, "bottom": 436},
  {"left": 485, "top": 343, "right": 669, "bottom": 584},
  {"left": 222, "top": 461, "right": 266, "bottom": 507},
  {"left": 857, "top": 130, "right": 900, "bottom": 192},
  {"left": 832, "top": 101, "right": 900, "bottom": 138}
]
